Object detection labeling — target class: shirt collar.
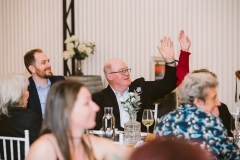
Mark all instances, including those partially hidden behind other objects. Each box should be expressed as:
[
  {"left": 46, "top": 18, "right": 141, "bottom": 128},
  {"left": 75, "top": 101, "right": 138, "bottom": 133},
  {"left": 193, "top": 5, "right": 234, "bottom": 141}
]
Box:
[
  {"left": 33, "top": 78, "right": 51, "bottom": 89},
  {"left": 110, "top": 85, "right": 129, "bottom": 96}
]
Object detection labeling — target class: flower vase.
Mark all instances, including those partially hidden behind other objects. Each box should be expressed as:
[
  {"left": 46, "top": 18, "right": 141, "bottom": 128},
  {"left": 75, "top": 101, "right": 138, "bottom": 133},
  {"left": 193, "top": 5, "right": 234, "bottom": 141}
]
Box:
[
  {"left": 124, "top": 112, "right": 141, "bottom": 147},
  {"left": 76, "top": 60, "right": 84, "bottom": 76}
]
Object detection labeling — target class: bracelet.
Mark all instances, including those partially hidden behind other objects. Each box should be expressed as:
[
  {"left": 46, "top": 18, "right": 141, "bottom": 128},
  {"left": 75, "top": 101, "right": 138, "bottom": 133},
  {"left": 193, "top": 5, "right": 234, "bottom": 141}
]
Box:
[{"left": 165, "top": 60, "right": 178, "bottom": 65}]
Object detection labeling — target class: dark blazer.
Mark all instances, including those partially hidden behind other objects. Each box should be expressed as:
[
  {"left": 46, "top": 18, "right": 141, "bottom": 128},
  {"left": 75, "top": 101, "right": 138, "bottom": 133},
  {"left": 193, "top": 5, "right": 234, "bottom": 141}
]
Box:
[
  {"left": 27, "top": 76, "right": 65, "bottom": 118},
  {"left": 219, "top": 102, "right": 234, "bottom": 137},
  {"left": 0, "top": 107, "right": 42, "bottom": 159},
  {"left": 92, "top": 65, "right": 177, "bottom": 132}
]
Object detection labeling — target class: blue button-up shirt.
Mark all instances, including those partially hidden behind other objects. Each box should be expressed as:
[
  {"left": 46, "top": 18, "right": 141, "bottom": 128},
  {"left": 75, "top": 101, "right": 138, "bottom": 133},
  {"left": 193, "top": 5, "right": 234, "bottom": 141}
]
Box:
[
  {"left": 33, "top": 79, "right": 51, "bottom": 118},
  {"left": 111, "top": 87, "right": 130, "bottom": 128}
]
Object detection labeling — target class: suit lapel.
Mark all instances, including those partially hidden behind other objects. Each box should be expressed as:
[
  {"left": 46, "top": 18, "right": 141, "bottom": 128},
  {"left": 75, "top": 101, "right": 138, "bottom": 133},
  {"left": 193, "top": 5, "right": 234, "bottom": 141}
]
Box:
[
  {"left": 28, "top": 77, "right": 42, "bottom": 117},
  {"left": 129, "top": 85, "right": 134, "bottom": 92},
  {"left": 49, "top": 77, "right": 56, "bottom": 84}
]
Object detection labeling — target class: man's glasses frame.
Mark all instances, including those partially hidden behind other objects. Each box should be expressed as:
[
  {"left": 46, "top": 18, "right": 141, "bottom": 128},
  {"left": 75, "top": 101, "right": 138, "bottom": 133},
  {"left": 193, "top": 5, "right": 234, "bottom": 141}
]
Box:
[{"left": 109, "top": 68, "right": 131, "bottom": 75}]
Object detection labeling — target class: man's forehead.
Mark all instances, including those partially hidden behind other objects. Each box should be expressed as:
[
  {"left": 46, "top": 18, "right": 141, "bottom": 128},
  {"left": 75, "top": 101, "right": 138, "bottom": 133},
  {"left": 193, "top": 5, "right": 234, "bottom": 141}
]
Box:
[
  {"left": 118, "top": 67, "right": 128, "bottom": 70},
  {"left": 111, "top": 61, "right": 127, "bottom": 70},
  {"left": 113, "top": 66, "right": 128, "bottom": 71},
  {"left": 34, "top": 52, "right": 49, "bottom": 61}
]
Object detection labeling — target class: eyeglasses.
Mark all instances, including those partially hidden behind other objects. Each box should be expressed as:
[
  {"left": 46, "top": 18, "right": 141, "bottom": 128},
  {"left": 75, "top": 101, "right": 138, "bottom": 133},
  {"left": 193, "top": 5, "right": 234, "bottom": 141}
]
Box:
[{"left": 109, "top": 68, "right": 131, "bottom": 75}]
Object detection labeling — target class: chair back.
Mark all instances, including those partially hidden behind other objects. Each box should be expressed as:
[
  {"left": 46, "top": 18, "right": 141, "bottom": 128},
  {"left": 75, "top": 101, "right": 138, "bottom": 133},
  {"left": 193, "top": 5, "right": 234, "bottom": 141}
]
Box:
[{"left": 0, "top": 130, "right": 29, "bottom": 160}]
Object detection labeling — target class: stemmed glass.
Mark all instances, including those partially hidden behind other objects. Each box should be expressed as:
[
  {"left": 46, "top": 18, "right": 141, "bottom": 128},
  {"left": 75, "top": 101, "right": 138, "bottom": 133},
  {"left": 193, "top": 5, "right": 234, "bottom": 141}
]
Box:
[
  {"left": 231, "top": 114, "right": 240, "bottom": 139},
  {"left": 142, "top": 109, "right": 154, "bottom": 134}
]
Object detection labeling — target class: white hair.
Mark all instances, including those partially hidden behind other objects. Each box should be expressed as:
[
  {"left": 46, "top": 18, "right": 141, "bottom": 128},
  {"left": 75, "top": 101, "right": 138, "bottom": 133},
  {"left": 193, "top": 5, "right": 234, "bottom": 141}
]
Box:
[
  {"left": 178, "top": 71, "right": 218, "bottom": 105},
  {"left": 0, "top": 73, "right": 29, "bottom": 116}
]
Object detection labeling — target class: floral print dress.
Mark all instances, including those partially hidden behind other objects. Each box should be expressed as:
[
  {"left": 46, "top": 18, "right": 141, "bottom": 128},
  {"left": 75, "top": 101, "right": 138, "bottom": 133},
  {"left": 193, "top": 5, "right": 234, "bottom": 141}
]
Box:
[{"left": 157, "top": 104, "right": 240, "bottom": 160}]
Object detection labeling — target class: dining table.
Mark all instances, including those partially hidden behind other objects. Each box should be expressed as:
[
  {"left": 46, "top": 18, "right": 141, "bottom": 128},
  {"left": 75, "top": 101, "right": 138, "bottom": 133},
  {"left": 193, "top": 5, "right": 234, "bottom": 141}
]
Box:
[{"left": 89, "top": 130, "right": 147, "bottom": 147}]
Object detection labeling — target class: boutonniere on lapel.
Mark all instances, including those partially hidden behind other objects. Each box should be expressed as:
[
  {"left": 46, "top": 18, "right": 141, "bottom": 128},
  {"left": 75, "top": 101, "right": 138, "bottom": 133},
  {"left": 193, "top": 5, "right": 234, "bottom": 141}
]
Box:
[{"left": 119, "top": 87, "right": 142, "bottom": 116}]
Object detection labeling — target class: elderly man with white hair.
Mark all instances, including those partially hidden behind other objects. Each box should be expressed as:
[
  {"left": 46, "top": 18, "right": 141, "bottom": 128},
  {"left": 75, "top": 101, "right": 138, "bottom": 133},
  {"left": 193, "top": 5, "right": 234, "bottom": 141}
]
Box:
[{"left": 93, "top": 30, "right": 191, "bottom": 132}]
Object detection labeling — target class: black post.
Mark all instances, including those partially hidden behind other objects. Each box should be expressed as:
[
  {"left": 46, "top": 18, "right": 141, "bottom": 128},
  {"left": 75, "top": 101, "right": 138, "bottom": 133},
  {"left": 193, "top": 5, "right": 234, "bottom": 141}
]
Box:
[
  {"left": 63, "top": 0, "right": 75, "bottom": 76},
  {"left": 71, "top": 0, "right": 75, "bottom": 76}
]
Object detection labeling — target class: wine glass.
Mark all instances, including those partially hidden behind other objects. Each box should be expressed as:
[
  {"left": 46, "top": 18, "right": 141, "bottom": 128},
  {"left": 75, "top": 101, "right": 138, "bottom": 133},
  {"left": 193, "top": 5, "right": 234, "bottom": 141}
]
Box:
[{"left": 142, "top": 109, "right": 154, "bottom": 134}]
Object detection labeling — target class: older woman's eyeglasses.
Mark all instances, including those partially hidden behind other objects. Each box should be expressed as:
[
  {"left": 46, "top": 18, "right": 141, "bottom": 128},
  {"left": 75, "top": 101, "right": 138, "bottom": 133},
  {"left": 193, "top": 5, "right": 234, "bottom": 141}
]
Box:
[{"left": 109, "top": 68, "right": 131, "bottom": 75}]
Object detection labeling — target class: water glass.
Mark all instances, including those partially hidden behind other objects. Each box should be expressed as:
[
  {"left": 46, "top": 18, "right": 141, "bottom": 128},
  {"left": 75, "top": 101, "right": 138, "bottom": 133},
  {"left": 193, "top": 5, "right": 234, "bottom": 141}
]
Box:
[{"left": 102, "top": 107, "right": 115, "bottom": 140}]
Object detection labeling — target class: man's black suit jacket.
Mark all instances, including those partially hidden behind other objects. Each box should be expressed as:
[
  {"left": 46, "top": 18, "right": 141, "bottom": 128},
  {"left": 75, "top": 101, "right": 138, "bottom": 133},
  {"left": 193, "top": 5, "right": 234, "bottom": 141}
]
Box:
[
  {"left": 92, "top": 65, "right": 177, "bottom": 132},
  {"left": 0, "top": 107, "right": 42, "bottom": 159},
  {"left": 27, "top": 76, "right": 65, "bottom": 118}
]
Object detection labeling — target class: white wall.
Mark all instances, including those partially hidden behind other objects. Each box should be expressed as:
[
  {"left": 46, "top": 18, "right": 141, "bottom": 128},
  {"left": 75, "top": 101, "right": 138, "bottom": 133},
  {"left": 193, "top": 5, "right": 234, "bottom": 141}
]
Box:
[
  {"left": 1, "top": 0, "right": 240, "bottom": 112},
  {"left": 0, "top": 0, "right": 63, "bottom": 76}
]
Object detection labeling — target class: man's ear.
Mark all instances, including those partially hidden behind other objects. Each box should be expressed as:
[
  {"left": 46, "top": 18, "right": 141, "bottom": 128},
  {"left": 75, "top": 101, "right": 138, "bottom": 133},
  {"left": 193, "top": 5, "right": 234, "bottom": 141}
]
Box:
[
  {"left": 29, "top": 65, "right": 35, "bottom": 74},
  {"left": 106, "top": 74, "right": 114, "bottom": 81}
]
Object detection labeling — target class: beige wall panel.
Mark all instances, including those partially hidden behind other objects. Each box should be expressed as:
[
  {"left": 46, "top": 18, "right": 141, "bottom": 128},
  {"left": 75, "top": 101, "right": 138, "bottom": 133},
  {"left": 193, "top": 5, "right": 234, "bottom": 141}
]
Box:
[
  {"left": 1, "top": 0, "right": 240, "bottom": 112},
  {"left": 0, "top": 0, "right": 63, "bottom": 76}
]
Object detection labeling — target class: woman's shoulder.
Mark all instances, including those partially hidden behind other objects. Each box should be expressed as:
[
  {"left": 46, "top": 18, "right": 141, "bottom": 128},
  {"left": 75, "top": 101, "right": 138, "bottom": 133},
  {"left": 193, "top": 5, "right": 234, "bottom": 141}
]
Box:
[
  {"left": 30, "top": 134, "right": 56, "bottom": 150},
  {"left": 84, "top": 134, "right": 133, "bottom": 160},
  {"left": 39, "top": 133, "right": 56, "bottom": 141},
  {"left": 26, "top": 134, "right": 59, "bottom": 160},
  {"left": 9, "top": 107, "right": 43, "bottom": 127},
  {"left": 8, "top": 107, "right": 40, "bottom": 118}
]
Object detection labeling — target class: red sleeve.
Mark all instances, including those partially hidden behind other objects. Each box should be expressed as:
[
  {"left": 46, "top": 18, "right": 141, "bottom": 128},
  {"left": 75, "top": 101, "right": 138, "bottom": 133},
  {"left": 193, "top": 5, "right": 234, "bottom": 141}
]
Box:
[{"left": 176, "top": 50, "right": 191, "bottom": 86}]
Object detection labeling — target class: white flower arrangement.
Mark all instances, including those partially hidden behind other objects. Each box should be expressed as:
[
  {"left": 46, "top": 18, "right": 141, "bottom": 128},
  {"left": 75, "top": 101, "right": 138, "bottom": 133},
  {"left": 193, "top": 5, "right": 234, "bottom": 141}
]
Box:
[
  {"left": 63, "top": 35, "right": 96, "bottom": 60},
  {"left": 119, "top": 87, "right": 142, "bottom": 115}
]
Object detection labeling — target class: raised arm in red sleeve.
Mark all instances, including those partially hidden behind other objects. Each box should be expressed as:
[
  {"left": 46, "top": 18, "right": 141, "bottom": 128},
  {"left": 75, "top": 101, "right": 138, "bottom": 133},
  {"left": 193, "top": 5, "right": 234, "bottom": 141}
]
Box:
[{"left": 176, "top": 30, "right": 191, "bottom": 86}]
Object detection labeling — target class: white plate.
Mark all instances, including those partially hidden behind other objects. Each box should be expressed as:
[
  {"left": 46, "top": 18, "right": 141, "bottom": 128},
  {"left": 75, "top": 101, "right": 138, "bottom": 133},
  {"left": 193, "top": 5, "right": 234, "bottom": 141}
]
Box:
[
  {"left": 115, "top": 130, "right": 124, "bottom": 134},
  {"left": 91, "top": 130, "right": 123, "bottom": 135},
  {"left": 91, "top": 130, "right": 147, "bottom": 137},
  {"left": 141, "top": 132, "right": 147, "bottom": 137},
  {"left": 92, "top": 130, "right": 104, "bottom": 135}
]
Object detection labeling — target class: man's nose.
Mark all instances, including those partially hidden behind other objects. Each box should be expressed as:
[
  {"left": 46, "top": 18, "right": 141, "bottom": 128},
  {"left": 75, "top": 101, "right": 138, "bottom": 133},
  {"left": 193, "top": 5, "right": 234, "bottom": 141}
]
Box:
[{"left": 46, "top": 61, "right": 51, "bottom": 67}]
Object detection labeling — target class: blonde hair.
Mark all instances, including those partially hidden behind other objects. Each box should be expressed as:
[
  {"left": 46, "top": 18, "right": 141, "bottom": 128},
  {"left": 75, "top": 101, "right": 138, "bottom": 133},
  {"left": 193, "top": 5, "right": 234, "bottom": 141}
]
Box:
[
  {"left": 178, "top": 70, "right": 218, "bottom": 105},
  {"left": 0, "top": 73, "right": 29, "bottom": 116}
]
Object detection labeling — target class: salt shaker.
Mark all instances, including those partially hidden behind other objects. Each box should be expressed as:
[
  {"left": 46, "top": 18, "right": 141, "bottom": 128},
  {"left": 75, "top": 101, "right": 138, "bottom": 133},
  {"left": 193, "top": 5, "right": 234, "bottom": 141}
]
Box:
[{"left": 119, "top": 133, "right": 124, "bottom": 145}]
